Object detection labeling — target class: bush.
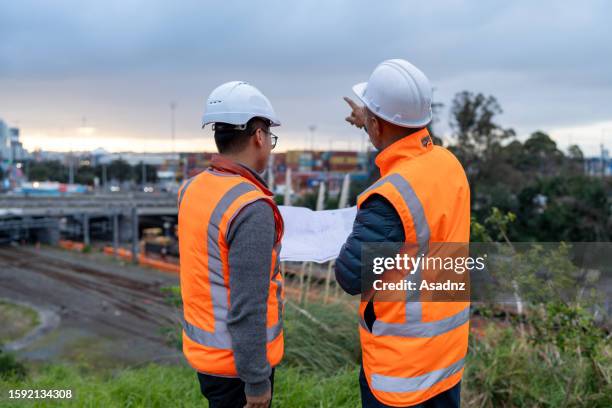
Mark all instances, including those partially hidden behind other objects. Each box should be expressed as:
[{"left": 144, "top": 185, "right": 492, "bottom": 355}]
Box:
[
  {"left": 0, "top": 349, "right": 27, "bottom": 381},
  {"left": 465, "top": 324, "right": 611, "bottom": 408}
]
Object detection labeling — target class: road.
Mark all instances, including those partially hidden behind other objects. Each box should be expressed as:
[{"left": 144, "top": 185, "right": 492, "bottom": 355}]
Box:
[{"left": 0, "top": 245, "right": 182, "bottom": 368}]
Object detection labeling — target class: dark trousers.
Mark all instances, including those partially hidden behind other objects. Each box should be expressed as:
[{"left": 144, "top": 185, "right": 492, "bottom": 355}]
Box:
[
  {"left": 359, "top": 367, "right": 460, "bottom": 408},
  {"left": 197, "top": 369, "right": 275, "bottom": 408}
]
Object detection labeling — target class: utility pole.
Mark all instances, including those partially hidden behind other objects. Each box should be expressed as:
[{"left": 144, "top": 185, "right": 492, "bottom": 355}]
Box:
[
  {"left": 170, "top": 102, "right": 177, "bottom": 155},
  {"left": 267, "top": 154, "right": 275, "bottom": 192},
  {"left": 309, "top": 125, "right": 316, "bottom": 151},
  {"left": 102, "top": 164, "right": 107, "bottom": 191},
  {"left": 182, "top": 157, "right": 188, "bottom": 181},
  {"left": 284, "top": 168, "right": 292, "bottom": 206},
  {"left": 601, "top": 142, "right": 606, "bottom": 178},
  {"left": 141, "top": 161, "right": 146, "bottom": 188},
  {"left": 338, "top": 173, "right": 351, "bottom": 209},
  {"left": 68, "top": 152, "right": 75, "bottom": 184},
  {"left": 316, "top": 180, "right": 326, "bottom": 211}
]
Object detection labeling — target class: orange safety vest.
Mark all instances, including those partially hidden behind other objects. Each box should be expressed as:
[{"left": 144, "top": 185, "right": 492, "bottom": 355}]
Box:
[
  {"left": 357, "top": 129, "right": 471, "bottom": 407},
  {"left": 177, "top": 168, "right": 284, "bottom": 377}
]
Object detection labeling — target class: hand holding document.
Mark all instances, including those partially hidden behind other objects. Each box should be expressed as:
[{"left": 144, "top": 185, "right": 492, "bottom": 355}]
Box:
[{"left": 278, "top": 206, "right": 357, "bottom": 263}]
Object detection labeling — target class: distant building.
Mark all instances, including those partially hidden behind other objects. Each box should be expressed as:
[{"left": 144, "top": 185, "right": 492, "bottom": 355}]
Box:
[
  {"left": 585, "top": 156, "right": 612, "bottom": 176},
  {"left": 10, "top": 127, "right": 27, "bottom": 162},
  {"left": 96, "top": 152, "right": 178, "bottom": 167},
  {"left": 32, "top": 149, "right": 67, "bottom": 162},
  {"left": 0, "top": 120, "right": 12, "bottom": 164},
  {"left": 584, "top": 144, "right": 611, "bottom": 177},
  {"left": 181, "top": 152, "right": 214, "bottom": 178},
  {"left": 283, "top": 150, "right": 368, "bottom": 173}
]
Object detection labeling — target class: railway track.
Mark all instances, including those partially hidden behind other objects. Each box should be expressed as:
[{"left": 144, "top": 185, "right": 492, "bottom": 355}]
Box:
[{"left": 0, "top": 246, "right": 181, "bottom": 364}]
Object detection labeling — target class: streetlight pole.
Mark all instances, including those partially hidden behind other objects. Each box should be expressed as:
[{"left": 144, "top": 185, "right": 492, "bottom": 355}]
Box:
[
  {"left": 141, "top": 161, "right": 146, "bottom": 189},
  {"left": 309, "top": 125, "right": 316, "bottom": 151},
  {"left": 68, "top": 152, "right": 75, "bottom": 185},
  {"left": 170, "top": 102, "right": 177, "bottom": 155}
]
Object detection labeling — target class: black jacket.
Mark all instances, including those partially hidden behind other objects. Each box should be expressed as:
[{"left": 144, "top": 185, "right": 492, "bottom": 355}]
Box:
[{"left": 334, "top": 194, "right": 405, "bottom": 295}]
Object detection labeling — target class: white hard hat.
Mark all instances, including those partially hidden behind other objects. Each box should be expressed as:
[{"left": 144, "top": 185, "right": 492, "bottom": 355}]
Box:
[
  {"left": 353, "top": 59, "right": 432, "bottom": 128},
  {"left": 202, "top": 81, "right": 280, "bottom": 129}
]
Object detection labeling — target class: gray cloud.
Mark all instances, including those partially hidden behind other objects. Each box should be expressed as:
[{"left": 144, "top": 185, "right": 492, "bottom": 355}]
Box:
[{"left": 1, "top": 0, "right": 611, "bottom": 154}]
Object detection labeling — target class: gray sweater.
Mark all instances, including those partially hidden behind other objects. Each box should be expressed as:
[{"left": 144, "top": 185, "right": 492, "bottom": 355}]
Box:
[{"left": 225, "top": 175, "right": 278, "bottom": 396}]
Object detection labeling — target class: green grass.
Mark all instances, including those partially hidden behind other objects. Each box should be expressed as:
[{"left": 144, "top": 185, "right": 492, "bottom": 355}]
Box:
[
  {"left": 0, "top": 301, "right": 39, "bottom": 344},
  {"left": 0, "top": 364, "right": 360, "bottom": 408}
]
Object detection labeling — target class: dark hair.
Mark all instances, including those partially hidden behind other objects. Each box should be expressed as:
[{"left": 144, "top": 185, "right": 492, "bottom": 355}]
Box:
[{"left": 214, "top": 117, "right": 269, "bottom": 154}]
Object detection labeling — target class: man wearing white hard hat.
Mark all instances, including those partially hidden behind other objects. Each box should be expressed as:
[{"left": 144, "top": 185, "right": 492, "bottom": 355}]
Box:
[
  {"left": 178, "top": 81, "right": 284, "bottom": 408},
  {"left": 335, "top": 60, "right": 471, "bottom": 407}
]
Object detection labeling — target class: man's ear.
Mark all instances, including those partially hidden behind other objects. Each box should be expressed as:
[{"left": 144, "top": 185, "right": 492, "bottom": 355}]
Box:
[
  {"left": 371, "top": 117, "right": 380, "bottom": 137},
  {"left": 253, "top": 129, "right": 265, "bottom": 148}
]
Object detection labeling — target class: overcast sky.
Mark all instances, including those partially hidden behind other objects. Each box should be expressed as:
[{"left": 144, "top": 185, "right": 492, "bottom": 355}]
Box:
[{"left": 1, "top": 0, "right": 611, "bottom": 155}]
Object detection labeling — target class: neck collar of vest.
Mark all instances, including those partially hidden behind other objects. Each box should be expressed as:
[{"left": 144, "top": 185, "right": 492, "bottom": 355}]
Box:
[
  {"left": 375, "top": 128, "right": 433, "bottom": 176},
  {"left": 209, "top": 154, "right": 273, "bottom": 196}
]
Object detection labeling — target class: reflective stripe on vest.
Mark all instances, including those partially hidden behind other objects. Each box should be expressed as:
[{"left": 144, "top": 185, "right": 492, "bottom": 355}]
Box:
[
  {"left": 180, "top": 180, "right": 283, "bottom": 350},
  {"left": 177, "top": 177, "right": 195, "bottom": 209},
  {"left": 371, "top": 358, "right": 465, "bottom": 393}
]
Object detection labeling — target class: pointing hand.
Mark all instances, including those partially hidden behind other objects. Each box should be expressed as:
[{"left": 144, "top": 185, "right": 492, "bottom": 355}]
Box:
[{"left": 344, "top": 97, "right": 366, "bottom": 129}]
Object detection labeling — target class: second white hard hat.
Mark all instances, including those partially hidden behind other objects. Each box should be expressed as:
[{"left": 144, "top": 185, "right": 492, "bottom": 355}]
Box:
[
  {"left": 202, "top": 81, "right": 280, "bottom": 129},
  {"left": 353, "top": 59, "right": 432, "bottom": 128}
]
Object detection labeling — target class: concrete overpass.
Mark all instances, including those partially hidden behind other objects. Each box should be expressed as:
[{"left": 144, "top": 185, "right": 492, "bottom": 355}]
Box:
[
  {"left": 0, "top": 193, "right": 178, "bottom": 217},
  {"left": 0, "top": 193, "right": 179, "bottom": 259}
]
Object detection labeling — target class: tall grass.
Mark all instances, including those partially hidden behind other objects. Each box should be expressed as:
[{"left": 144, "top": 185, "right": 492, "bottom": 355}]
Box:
[
  {"left": 283, "top": 301, "right": 360, "bottom": 374},
  {"left": 0, "top": 364, "right": 360, "bottom": 408},
  {"left": 464, "top": 323, "right": 611, "bottom": 408}
]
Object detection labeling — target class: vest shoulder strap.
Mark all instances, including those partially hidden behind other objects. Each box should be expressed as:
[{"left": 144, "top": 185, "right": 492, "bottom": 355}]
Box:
[{"left": 358, "top": 173, "right": 430, "bottom": 248}]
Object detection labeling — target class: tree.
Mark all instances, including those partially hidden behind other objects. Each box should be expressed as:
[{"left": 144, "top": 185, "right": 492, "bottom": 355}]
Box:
[
  {"left": 567, "top": 144, "right": 584, "bottom": 161},
  {"left": 515, "top": 175, "right": 610, "bottom": 241},
  {"left": 448, "top": 91, "right": 516, "bottom": 209},
  {"left": 134, "top": 162, "right": 158, "bottom": 184},
  {"left": 27, "top": 160, "right": 68, "bottom": 182},
  {"left": 449, "top": 91, "right": 515, "bottom": 158},
  {"left": 444, "top": 91, "right": 610, "bottom": 242},
  {"left": 75, "top": 165, "right": 97, "bottom": 185},
  {"left": 566, "top": 144, "right": 585, "bottom": 175},
  {"left": 106, "top": 159, "right": 133, "bottom": 182}
]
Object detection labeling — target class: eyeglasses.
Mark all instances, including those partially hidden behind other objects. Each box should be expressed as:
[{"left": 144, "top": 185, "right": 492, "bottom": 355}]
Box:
[
  {"left": 270, "top": 133, "right": 278, "bottom": 149},
  {"left": 260, "top": 129, "right": 278, "bottom": 149},
  {"left": 253, "top": 128, "right": 278, "bottom": 149}
]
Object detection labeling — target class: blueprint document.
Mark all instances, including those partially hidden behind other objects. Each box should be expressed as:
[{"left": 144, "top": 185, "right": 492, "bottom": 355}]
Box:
[{"left": 278, "top": 206, "right": 357, "bottom": 263}]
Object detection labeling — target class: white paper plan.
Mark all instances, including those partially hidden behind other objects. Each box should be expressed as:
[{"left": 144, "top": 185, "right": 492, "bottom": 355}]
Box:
[{"left": 278, "top": 206, "right": 357, "bottom": 263}]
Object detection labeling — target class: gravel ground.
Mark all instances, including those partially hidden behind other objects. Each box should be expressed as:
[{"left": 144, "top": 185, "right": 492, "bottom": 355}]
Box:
[{"left": 0, "top": 245, "right": 183, "bottom": 368}]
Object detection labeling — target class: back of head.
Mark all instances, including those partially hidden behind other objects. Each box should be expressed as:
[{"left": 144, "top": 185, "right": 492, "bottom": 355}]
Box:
[{"left": 213, "top": 117, "right": 270, "bottom": 154}]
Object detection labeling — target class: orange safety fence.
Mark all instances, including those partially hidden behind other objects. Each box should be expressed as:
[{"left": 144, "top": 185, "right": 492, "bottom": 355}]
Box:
[
  {"left": 102, "top": 246, "right": 179, "bottom": 274},
  {"left": 59, "top": 239, "right": 85, "bottom": 252},
  {"left": 58, "top": 240, "right": 179, "bottom": 275}
]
